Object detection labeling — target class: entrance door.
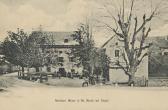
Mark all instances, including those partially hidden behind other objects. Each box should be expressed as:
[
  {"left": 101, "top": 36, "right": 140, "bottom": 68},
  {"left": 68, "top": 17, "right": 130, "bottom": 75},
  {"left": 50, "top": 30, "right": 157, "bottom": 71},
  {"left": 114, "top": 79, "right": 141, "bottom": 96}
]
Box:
[{"left": 59, "top": 68, "right": 66, "bottom": 77}]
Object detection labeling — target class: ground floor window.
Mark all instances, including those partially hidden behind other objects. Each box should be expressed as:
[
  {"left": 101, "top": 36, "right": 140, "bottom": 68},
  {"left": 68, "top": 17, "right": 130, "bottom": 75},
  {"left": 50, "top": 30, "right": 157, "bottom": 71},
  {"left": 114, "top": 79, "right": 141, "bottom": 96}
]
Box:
[
  {"left": 36, "top": 67, "right": 40, "bottom": 72},
  {"left": 58, "top": 57, "right": 64, "bottom": 62},
  {"left": 47, "top": 66, "right": 51, "bottom": 72}
]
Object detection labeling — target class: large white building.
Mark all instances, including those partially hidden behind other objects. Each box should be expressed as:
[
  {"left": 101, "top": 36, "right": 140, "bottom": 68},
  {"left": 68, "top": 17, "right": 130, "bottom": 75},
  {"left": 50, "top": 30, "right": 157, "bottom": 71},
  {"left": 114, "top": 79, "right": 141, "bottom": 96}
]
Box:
[{"left": 28, "top": 31, "right": 83, "bottom": 77}]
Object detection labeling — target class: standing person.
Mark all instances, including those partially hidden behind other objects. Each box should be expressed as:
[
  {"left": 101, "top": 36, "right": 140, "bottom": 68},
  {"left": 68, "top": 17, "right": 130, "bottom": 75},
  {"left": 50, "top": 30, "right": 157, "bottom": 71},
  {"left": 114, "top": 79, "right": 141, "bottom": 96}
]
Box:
[{"left": 57, "top": 72, "right": 61, "bottom": 79}]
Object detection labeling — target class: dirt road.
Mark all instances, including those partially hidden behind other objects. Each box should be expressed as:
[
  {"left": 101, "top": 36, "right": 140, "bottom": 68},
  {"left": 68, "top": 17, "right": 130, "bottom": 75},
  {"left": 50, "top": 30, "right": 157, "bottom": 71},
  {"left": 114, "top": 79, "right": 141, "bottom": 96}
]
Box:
[{"left": 1, "top": 73, "right": 168, "bottom": 110}]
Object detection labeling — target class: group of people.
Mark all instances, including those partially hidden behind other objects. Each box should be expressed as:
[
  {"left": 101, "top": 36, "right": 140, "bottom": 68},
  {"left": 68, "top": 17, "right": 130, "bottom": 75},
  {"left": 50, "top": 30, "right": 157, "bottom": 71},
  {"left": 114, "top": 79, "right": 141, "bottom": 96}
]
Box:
[{"left": 53, "top": 69, "right": 80, "bottom": 79}]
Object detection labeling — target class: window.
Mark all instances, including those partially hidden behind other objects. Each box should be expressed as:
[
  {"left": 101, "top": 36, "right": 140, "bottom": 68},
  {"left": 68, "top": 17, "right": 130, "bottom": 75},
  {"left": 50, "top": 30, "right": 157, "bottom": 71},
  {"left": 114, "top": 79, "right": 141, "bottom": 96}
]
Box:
[
  {"left": 55, "top": 50, "right": 58, "bottom": 53},
  {"left": 71, "top": 69, "right": 75, "bottom": 73},
  {"left": 47, "top": 57, "right": 51, "bottom": 63},
  {"left": 46, "top": 51, "right": 50, "bottom": 53},
  {"left": 69, "top": 57, "right": 74, "bottom": 62},
  {"left": 42, "top": 48, "right": 45, "bottom": 53},
  {"left": 115, "top": 42, "right": 118, "bottom": 46},
  {"left": 54, "top": 55, "right": 58, "bottom": 57},
  {"left": 58, "top": 57, "right": 64, "bottom": 62},
  {"left": 115, "top": 50, "right": 120, "bottom": 57},
  {"left": 59, "top": 51, "right": 63, "bottom": 54},
  {"left": 164, "top": 52, "right": 168, "bottom": 55},
  {"left": 47, "top": 67, "right": 51, "bottom": 72},
  {"left": 36, "top": 67, "right": 40, "bottom": 72},
  {"left": 64, "top": 39, "right": 68, "bottom": 43}
]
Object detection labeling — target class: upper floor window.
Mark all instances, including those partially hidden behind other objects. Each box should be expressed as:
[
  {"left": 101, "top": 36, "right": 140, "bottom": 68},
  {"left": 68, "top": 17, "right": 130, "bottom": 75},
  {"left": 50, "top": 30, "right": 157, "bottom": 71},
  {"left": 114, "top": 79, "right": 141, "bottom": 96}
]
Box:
[
  {"left": 64, "top": 39, "right": 68, "bottom": 43},
  {"left": 164, "top": 52, "right": 168, "bottom": 55},
  {"left": 59, "top": 51, "right": 63, "bottom": 54},
  {"left": 115, "top": 50, "right": 120, "bottom": 57},
  {"left": 69, "top": 57, "right": 75, "bottom": 62}
]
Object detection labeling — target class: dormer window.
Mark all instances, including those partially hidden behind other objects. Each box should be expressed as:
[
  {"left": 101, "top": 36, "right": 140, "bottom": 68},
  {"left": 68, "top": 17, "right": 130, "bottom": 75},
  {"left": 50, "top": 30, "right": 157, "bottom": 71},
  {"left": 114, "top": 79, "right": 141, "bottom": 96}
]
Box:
[{"left": 64, "top": 39, "right": 68, "bottom": 43}]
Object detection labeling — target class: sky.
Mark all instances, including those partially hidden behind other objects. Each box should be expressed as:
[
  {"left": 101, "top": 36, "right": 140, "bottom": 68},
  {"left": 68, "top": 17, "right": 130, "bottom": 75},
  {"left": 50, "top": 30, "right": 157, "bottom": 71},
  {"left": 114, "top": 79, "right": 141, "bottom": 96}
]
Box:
[{"left": 0, "top": 0, "right": 168, "bottom": 47}]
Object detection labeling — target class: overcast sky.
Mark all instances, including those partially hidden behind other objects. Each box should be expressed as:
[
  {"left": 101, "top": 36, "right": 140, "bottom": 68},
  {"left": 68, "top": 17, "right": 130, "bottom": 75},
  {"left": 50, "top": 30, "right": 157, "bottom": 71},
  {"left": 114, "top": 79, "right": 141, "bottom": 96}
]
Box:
[{"left": 0, "top": 0, "right": 168, "bottom": 47}]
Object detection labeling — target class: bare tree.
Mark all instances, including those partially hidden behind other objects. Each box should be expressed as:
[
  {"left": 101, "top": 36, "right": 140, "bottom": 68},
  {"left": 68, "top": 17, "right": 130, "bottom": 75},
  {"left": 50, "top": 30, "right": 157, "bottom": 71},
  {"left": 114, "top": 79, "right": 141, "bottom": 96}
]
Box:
[{"left": 97, "top": 0, "right": 164, "bottom": 85}]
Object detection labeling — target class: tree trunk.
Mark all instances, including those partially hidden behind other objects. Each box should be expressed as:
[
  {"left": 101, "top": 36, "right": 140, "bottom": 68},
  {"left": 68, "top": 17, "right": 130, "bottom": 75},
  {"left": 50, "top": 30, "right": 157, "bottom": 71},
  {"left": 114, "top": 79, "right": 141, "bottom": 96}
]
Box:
[
  {"left": 28, "top": 67, "right": 30, "bottom": 73},
  {"left": 21, "top": 66, "right": 24, "bottom": 73},
  {"left": 128, "top": 75, "right": 135, "bottom": 86},
  {"left": 128, "top": 67, "right": 136, "bottom": 86}
]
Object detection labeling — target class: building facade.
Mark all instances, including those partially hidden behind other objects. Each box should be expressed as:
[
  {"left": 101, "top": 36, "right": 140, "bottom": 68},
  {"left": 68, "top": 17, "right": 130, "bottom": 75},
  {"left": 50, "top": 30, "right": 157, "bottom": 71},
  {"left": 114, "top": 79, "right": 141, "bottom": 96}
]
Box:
[
  {"left": 102, "top": 35, "right": 148, "bottom": 83},
  {"left": 28, "top": 31, "right": 83, "bottom": 76}
]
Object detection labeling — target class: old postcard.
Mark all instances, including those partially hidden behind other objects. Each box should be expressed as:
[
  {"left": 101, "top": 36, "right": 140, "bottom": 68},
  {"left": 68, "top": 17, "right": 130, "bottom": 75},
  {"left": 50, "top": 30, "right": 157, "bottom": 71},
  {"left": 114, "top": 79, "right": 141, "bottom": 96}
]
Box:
[{"left": 0, "top": 0, "right": 168, "bottom": 110}]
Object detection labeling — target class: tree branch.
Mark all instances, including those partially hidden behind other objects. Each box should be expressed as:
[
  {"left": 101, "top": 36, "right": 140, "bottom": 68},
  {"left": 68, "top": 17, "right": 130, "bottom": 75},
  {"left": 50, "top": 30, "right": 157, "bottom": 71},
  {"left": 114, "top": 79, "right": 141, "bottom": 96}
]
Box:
[
  {"left": 137, "top": 27, "right": 151, "bottom": 57},
  {"left": 136, "top": 53, "right": 148, "bottom": 66},
  {"left": 102, "top": 4, "right": 119, "bottom": 29},
  {"left": 116, "top": 60, "right": 130, "bottom": 76},
  {"left": 135, "top": 12, "right": 154, "bottom": 35},
  {"left": 131, "top": 17, "right": 138, "bottom": 49},
  {"left": 95, "top": 19, "right": 114, "bottom": 31},
  {"left": 113, "top": 29, "right": 125, "bottom": 38},
  {"left": 122, "top": 52, "right": 129, "bottom": 67},
  {"left": 127, "top": 0, "right": 135, "bottom": 32}
]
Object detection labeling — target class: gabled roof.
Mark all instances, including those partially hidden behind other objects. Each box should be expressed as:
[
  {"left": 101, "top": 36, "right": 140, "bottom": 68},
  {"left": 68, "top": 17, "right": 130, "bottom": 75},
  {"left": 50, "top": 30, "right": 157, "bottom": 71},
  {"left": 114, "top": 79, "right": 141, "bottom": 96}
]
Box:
[
  {"left": 102, "top": 35, "right": 168, "bottom": 49},
  {"left": 32, "top": 31, "right": 78, "bottom": 45},
  {"left": 146, "top": 36, "right": 168, "bottom": 48}
]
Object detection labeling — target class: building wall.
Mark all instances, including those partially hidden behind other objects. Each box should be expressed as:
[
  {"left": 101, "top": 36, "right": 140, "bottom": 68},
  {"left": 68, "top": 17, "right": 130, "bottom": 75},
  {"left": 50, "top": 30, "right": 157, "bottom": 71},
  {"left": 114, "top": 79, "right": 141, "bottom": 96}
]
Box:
[
  {"left": 109, "top": 68, "right": 129, "bottom": 83},
  {"left": 34, "top": 46, "right": 83, "bottom": 75},
  {"left": 103, "top": 36, "right": 148, "bottom": 83}
]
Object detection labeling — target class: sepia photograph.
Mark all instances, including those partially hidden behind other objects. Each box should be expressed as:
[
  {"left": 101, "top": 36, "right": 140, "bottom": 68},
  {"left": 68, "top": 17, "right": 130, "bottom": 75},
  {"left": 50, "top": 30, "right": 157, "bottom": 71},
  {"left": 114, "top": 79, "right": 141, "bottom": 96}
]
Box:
[{"left": 0, "top": 0, "right": 168, "bottom": 110}]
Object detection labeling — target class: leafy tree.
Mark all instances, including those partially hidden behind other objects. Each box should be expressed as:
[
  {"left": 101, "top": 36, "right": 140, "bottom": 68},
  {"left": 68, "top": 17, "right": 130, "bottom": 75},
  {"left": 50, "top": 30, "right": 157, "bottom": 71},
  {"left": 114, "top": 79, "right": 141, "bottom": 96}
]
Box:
[
  {"left": 2, "top": 29, "right": 50, "bottom": 73},
  {"left": 3, "top": 29, "right": 31, "bottom": 72},
  {"left": 72, "top": 23, "right": 110, "bottom": 81},
  {"left": 71, "top": 23, "right": 95, "bottom": 77},
  {"left": 90, "top": 48, "right": 110, "bottom": 81},
  {"left": 27, "top": 31, "right": 50, "bottom": 71}
]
